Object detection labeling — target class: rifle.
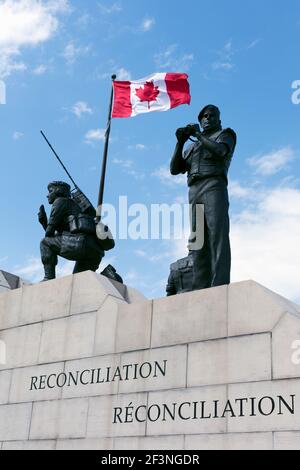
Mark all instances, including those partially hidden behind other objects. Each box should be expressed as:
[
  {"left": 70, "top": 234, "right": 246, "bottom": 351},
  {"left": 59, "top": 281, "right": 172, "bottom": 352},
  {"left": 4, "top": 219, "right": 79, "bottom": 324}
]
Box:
[{"left": 40, "top": 130, "right": 95, "bottom": 216}]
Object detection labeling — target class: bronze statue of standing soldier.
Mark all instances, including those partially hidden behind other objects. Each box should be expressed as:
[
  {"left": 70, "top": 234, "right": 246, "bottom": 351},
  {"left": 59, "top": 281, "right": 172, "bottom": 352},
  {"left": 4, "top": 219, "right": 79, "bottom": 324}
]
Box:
[{"left": 170, "top": 105, "right": 236, "bottom": 291}]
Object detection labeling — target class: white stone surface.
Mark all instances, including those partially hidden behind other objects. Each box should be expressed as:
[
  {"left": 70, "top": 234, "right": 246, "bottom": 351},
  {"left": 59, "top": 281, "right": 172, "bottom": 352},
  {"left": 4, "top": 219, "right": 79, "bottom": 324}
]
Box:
[
  {"left": 151, "top": 286, "right": 228, "bottom": 348},
  {"left": 56, "top": 438, "right": 113, "bottom": 450},
  {"left": 62, "top": 354, "right": 121, "bottom": 399},
  {"left": 125, "top": 286, "right": 147, "bottom": 304},
  {"left": 19, "top": 276, "right": 73, "bottom": 326},
  {"left": 70, "top": 272, "right": 124, "bottom": 316},
  {"left": 188, "top": 334, "right": 271, "bottom": 387},
  {"left": 115, "top": 301, "right": 152, "bottom": 353},
  {"left": 0, "top": 403, "right": 32, "bottom": 441},
  {"left": 93, "top": 296, "right": 125, "bottom": 356},
  {"left": 274, "top": 432, "right": 300, "bottom": 450},
  {"left": 0, "top": 288, "right": 22, "bottom": 331},
  {"left": 185, "top": 433, "right": 273, "bottom": 450},
  {"left": 30, "top": 398, "right": 89, "bottom": 440},
  {"left": 227, "top": 379, "right": 300, "bottom": 433},
  {"left": 87, "top": 393, "right": 147, "bottom": 438},
  {"left": 228, "top": 281, "right": 297, "bottom": 337},
  {"left": 38, "top": 313, "right": 96, "bottom": 364},
  {"left": 2, "top": 440, "right": 56, "bottom": 450},
  {"left": 119, "top": 345, "right": 187, "bottom": 394},
  {"left": 10, "top": 363, "right": 64, "bottom": 404},
  {"left": 272, "top": 313, "right": 300, "bottom": 380},
  {"left": 1, "top": 276, "right": 300, "bottom": 450},
  {"left": 0, "top": 323, "right": 42, "bottom": 370},
  {"left": 147, "top": 386, "right": 227, "bottom": 436},
  {"left": 114, "top": 435, "right": 185, "bottom": 450},
  {"left": 0, "top": 370, "right": 11, "bottom": 405}
]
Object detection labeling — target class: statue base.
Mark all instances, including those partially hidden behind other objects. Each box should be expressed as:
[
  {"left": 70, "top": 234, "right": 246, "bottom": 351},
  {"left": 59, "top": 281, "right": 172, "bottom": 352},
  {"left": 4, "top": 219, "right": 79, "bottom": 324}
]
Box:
[{"left": 0, "top": 272, "right": 300, "bottom": 450}]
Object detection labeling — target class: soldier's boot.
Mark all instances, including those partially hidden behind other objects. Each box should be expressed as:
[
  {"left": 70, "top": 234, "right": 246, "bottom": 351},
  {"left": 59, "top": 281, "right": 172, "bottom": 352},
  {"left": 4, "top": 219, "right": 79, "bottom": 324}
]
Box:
[{"left": 41, "top": 264, "right": 56, "bottom": 282}]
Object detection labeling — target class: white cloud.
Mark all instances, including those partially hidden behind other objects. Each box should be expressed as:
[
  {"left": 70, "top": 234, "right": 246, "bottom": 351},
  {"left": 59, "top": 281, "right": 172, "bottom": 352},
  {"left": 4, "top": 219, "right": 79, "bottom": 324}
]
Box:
[
  {"left": 13, "top": 131, "right": 24, "bottom": 140},
  {"left": 154, "top": 45, "right": 194, "bottom": 72},
  {"left": 212, "top": 39, "right": 235, "bottom": 71},
  {"left": 152, "top": 165, "right": 186, "bottom": 186},
  {"left": 248, "top": 147, "right": 295, "bottom": 176},
  {"left": 62, "top": 41, "right": 91, "bottom": 65},
  {"left": 115, "top": 67, "right": 131, "bottom": 81},
  {"left": 85, "top": 128, "right": 106, "bottom": 144},
  {"left": 0, "top": 0, "right": 69, "bottom": 78},
  {"left": 72, "top": 101, "right": 93, "bottom": 118},
  {"left": 247, "top": 38, "right": 262, "bottom": 49},
  {"left": 14, "top": 257, "right": 43, "bottom": 283},
  {"left": 128, "top": 144, "right": 147, "bottom": 151},
  {"left": 113, "top": 158, "right": 133, "bottom": 169},
  {"left": 229, "top": 180, "right": 258, "bottom": 200},
  {"left": 14, "top": 256, "right": 73, "bottom": 283},
  {"left": 141, "top": 17, "right": 155, "bottom": 32},
  {"left": 33, "top": 64, "right": 48, "bottom": 75},
  {"left": 98, "top": 2, "right": 122, "bottom": 14},
  {"left": 231, "top": 187, "right": 300, "bottom": 303}
]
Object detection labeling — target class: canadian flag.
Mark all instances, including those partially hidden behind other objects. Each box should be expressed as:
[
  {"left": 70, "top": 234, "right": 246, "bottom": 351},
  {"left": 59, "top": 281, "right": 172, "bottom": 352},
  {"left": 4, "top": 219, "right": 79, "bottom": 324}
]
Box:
[{"left": 112, "top": 72, "right": 191, "bottom": 118}]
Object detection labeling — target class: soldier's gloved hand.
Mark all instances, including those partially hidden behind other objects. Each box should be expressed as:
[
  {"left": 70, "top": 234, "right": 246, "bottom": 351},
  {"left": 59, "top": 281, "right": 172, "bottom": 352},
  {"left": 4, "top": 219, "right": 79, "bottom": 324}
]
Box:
[{"left": 176, "top": 128, "right": 189, "bottom": 144}]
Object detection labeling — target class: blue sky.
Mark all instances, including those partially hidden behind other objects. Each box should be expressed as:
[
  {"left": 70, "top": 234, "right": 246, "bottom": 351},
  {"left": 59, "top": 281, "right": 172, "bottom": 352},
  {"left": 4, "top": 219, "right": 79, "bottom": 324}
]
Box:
[{"left": 1, "top": 0, "right": 300, "bottom": 301}]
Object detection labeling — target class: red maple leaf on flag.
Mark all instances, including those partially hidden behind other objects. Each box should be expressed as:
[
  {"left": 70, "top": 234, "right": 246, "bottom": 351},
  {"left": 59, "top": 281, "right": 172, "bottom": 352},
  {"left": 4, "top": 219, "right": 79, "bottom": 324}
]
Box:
[{"left": 135, "top": 81, "right": 160, "bottom": 109}]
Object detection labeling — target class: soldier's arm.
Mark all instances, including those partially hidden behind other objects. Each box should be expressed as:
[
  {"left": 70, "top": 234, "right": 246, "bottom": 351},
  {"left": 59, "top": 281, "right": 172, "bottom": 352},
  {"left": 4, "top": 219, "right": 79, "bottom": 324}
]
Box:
[
  {"left": 170, "top": 128, "right": 189, "bottom": 175},
  {"left": 195, "top": 130, "right": 236, "bottom": 159},
  {"left": 38, "top": 205, "right": 48, "bottom": 231},
  {"left": 45, "top": 198, "right": 66, "bottom": 237}
]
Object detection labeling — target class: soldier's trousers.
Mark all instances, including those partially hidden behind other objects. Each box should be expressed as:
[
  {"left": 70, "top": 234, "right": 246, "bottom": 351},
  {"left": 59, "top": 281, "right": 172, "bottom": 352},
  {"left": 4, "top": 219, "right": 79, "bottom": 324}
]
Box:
[
  {"left": 40, "top": 236, "right": 102, "bottom": 274},
  {"left": 189, "top": 176, "right": 231, "bottom": 290}
]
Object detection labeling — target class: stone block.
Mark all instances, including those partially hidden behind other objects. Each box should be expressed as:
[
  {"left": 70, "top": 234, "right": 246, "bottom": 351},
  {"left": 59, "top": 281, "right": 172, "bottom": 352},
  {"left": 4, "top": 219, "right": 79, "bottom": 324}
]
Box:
[
  {"left": 115, "top": 301, "right": 152, "bottom": 353},
  {"left": 19, "top": 276, "right": 73, "bottom": 325},
  {"left": 272, "top": 313, "right": 300, "bottom": 380},
  {"left": 0, "top": 288, "right": 22, "bottom": 331},
  {"left": 274, "top": 432, "right": 300, "bottom": 450},
  {"left": 151, "top": 286, "right": 228, "bottom": 348},
  {"left": 10, "top": 363, "right": 64, "bottom": 404},
  {"left": 2, "top": 440, "right": 56, "bottom": 450},
  {"left": 30, "top": 398, "right": 89, "bottom": 440},
  {"left": 0, "top": 403, "right": 32, "bottom": 441},
  {"left": 56, "top": 439, "right": 114, "bottom": 450},
  {"left": 228, "top": 281, "right": 298, "bottom": 337},
  {"left": 185, "top": 433, "right": 273, "bottom": 450},
  {"left": 188, "top": 334, "right": 271, "bottom": 387},
  {"left": 119, "top": 345, "right": 187, "bottom": 394},
  {"left": 227, "top": 379, "right": 300, "bottom": 433},
  {"left": 0, "top": 323, "right": 42, "bottom": 370},
  {"left": 114, "top": 435, "right": 185, "bottom": 450},
  {"left": 87, "top": 393, "right": 147, "bottom": 438},
  {"left": 147, "top": 386, "right": 227, "bottom": 436},
  {"left": 62, "top": 354, "right": 121, "bottom": 399},
  {"left": 0, "top": 370, "right": 11, "bottom": 405},
  {"left": 70, "top": 272, "right": 124, "bottom": 316},
  {"left": 93, "top": 297, "right": 125, "bottom": 356},
  {"left": 38, "top": 313, "right": 96, "bottom": 364},
  {"left": 125, "top": 286, "right": 147, "bottom": 304}
]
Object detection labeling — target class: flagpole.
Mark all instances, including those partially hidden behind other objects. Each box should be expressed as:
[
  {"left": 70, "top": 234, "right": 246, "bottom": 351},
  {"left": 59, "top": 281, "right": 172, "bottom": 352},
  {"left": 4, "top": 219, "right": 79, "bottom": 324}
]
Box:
[{"left": 96, "top": 74, "right": 116, "bottom": 221}]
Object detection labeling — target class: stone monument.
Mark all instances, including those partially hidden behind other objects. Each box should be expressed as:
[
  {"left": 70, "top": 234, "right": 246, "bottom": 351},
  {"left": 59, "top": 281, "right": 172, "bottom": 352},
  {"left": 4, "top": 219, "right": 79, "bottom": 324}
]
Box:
[
  {"left": 0, "top": 272, "right": 300, "bottom": 450},
  {"left": 0, "top": 271, "right": 25, "bottom": 293}
]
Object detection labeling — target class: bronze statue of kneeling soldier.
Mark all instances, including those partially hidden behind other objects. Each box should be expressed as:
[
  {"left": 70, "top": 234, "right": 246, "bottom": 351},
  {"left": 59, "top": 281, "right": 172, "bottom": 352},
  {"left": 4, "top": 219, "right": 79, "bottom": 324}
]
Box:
[{"left": 38, "top": 181, "right": 114, "bottom": 282}]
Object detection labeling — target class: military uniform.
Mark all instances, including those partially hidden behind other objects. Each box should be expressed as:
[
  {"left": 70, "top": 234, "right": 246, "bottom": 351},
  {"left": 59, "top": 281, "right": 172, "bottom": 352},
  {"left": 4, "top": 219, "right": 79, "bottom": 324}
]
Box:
[
  {"left": 40, "top": 196, "right": 104, "bottom": 276},
  {"left": 180, "top": 127, "right": 236, "bottom": 289},
  {"left": 166, "top": 254, "right": 193, "bottom": 296}
]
